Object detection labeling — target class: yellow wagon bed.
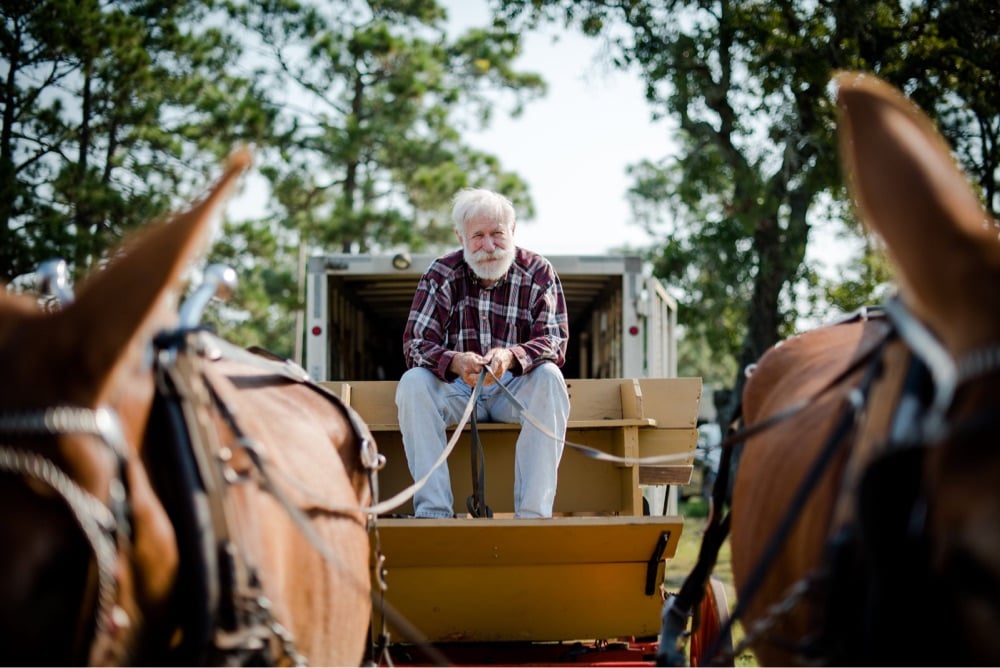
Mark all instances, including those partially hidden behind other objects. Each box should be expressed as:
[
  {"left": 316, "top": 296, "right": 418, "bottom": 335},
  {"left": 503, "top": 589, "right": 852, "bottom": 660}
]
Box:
[{"left": 324, "top": 376, "right": 702, "bottom": 651}]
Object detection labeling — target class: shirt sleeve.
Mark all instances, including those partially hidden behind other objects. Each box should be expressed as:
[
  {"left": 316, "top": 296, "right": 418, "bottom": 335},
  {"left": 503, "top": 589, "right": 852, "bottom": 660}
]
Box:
[
  {"left": 510, "top": 267, "right": 568, "bottom": 375},
  {"left": 402, "top": 270, "right": 457, "bottom": 381}
]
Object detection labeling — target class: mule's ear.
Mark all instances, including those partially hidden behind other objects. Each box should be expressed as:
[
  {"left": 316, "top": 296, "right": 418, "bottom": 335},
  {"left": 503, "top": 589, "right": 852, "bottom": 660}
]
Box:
[
  {"left": 834, "top": 71, "right": 998, "bottom": 340},
  {"left": 66, "top": 148, "right": 252, "bottom": 393}
]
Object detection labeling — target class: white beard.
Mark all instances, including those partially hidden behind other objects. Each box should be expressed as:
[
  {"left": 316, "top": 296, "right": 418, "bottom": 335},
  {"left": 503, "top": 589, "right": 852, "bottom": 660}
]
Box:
[{"left": 464, "top": 246, "right": 516, "bottom": 282}]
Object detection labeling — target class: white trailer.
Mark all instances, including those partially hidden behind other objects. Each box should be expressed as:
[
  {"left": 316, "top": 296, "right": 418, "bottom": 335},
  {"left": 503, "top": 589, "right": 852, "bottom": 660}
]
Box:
[{"left": 304, "top": 253, "right": 679, "bottom": 384}]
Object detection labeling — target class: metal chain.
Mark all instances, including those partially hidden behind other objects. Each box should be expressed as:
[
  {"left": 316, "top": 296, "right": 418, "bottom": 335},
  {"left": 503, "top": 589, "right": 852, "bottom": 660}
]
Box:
[
  {"left": 715, "top": 576, "right": 816, "bottom": 666},
  {"left": 0, "top": 407, "right": 98, "bottom": 434},
  {"left": 253, "top": 594, "right": 308, "bottom": 667},
  {"left": 368, "top": 509, "right": 393, "bottom": 667},
  {"left": 956, "top": 345, "right": 1000, "bottom": 385},
  {"left": 0, "top": 406, "right": 128, "bottom": 458},
  {"left": 0, "top": 446, "right": 124, "bottom": 663}
]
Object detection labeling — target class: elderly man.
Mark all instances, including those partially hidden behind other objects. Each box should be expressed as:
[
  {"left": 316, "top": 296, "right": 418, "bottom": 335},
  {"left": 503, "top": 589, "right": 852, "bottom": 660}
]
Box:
[{"left": 395, "top": 187, "right": 570, "bottom": 518}]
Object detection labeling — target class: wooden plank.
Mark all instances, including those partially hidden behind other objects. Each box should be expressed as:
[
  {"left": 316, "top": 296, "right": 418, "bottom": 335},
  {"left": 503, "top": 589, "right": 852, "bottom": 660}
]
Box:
[
  {"left": 565, "top": 378, "right": 625, "bottom": 421},
  {"left": 324, "top": 381, "right": 350, "bottom": 402},
  {"left": 637, "top": 428, "right": 698, "bottom": 459},
  {"left": 636, "top": 377, "right": 703, "bottom": 428},
  {"left": 367, "top": 433, "right": 694, "bottom": 514},
  {"left": 619, "top": 378, "right": 644, "bottom": 420},
  {"left": 325, "top": 378, "right": 701, "bottom": 516},
  {"left": 566, "top": 417, "right": 657, "bottom": 428},
  {"left": 369, "top": 430, "right": 638, "bottom": 516},
  {"left": 639, "top": 465, "right": 694, "bottom": 485},
  {"left": 374, "top": 515, "right": 682, "bottom": 567},
  {"left": 454, "top": 419, "right": 657, "bottom": 430},
  {"left": 325, "top": 378, "right": 704, "bottom": 428},
  {"left": 615, "top": 427, "right": 641, "bottom": 513},
  {"left": 322, "top": 379, "right": 398, "bottom": 424},
  {"left": 363, "top": 418, "right": 658, "bottom": 432}
]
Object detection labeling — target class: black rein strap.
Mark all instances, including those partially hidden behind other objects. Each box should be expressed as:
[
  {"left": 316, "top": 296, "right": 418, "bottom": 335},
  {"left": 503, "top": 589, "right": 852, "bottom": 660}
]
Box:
[{"left": 467, "top": 369, "right": 493, "bottom": 518}]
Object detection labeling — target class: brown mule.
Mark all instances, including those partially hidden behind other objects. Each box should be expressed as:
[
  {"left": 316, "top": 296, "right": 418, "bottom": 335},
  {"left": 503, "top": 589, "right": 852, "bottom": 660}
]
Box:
[
  {"left": 727, "top": 71, "right": 1000, "bottom": 665},
  {"left": 0, "top": 150, "right": 375, "bottom": 665}
]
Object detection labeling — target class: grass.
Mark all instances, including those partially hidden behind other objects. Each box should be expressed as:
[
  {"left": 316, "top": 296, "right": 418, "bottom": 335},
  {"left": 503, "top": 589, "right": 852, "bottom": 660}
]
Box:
[{"left": 665, "top": 497, "right": 758, "bottom": 667}]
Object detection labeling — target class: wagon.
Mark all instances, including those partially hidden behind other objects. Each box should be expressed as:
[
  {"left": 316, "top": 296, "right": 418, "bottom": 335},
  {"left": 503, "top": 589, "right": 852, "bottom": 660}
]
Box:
[{"left": 325, "top": 374, "right": 729, "bottom": 665}]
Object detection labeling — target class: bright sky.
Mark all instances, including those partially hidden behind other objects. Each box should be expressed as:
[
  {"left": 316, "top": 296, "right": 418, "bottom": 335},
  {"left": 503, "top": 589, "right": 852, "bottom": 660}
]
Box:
[
  {"left": 446, "top": 1, "right": 675, "bottom": 256},
  {"left": 226, "top": 2, "right": 676, "bottom": 257},
  {"left": 223, "top": 0, "right": 858, "bottom": 279}
]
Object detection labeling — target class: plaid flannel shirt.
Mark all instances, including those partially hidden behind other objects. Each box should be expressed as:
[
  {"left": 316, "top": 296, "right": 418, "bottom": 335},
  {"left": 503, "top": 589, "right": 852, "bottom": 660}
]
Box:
[{"left": 402, "top": 247, "right": 569, "bottom": 381}]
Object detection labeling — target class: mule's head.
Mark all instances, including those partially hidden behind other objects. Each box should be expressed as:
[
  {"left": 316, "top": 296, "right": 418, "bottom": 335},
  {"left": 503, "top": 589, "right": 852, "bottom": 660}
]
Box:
[
  {"left": 836, "top": 71, "right": 1000, "bottom": 663},
  {"left": 0, "top": 150, "right": 250, "bottom": 664}
]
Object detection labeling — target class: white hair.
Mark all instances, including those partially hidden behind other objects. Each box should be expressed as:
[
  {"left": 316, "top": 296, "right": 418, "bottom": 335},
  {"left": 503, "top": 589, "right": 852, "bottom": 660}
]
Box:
[{"left": 451, "top": 188, "right": 516, "bottom": 233}]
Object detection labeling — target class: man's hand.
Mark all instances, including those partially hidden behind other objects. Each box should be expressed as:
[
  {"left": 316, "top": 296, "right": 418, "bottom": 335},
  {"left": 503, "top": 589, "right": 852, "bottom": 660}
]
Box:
[
  {"left": 448, "top": 348, "right": 515, "bottom": 387},
  {"left": 449, "top": 351, "right": 487, "bottom": 387},
  {"left": 482, "top": 347, "right": 515, "bottom": 386}
]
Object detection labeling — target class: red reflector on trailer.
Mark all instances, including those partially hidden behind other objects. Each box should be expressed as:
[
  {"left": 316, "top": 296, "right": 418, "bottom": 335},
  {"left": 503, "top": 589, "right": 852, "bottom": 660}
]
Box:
[
  {"left": 629, "top": 325, "right": 640, "bottom": 336},
  {"left": 311, "top": 326, "right": 322, "bottom": 336}
]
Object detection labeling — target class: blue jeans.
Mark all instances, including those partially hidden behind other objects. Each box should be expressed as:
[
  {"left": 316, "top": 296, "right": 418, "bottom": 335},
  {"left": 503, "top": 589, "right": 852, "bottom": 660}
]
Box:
[{"left": 395, "top": 362, "right": 569, "bottom": 518}]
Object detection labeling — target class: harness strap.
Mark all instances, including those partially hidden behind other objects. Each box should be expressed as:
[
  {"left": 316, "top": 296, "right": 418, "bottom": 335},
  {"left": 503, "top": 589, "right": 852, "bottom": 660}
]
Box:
[
  {"left": 657, "top": 420, "right": 737, "bottom": 666},
  {"left": 196, "top": 337, "right": 461, "bottom": 665},
  {"left": 158, "top": 330, "right": 452, "bottom": 665},
  {"left": 467, "top": 369, "right": 493, "bottom": 518},
  {"left": 483, "top": 356, "right": 888, "bottom": 471},
  {"left": 155, "top": 339, "right": 288, "bottom": 665},
  {"left": 710, "top": 315, "right": 893, "bottom": 457},
  {"left": 243, "top": 344, "right": 381, "bottom": 466},
  {"left": 157, "top": 347, "right": 236, "bottom": 561},
  {"left": 882, "top": 297, "right": 957, "bottom": 441}
]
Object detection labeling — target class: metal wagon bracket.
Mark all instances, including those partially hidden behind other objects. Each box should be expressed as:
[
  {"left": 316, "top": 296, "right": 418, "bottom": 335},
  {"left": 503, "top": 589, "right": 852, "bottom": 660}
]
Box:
[{"left": 646, "top": 531, "right": 672, "bottom": 596}]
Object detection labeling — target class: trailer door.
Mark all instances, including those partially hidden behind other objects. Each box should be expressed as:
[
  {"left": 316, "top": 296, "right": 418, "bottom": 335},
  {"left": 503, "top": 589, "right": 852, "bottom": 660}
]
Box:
[
  {"left": 642, "top": 277, "right": 678, "bottom": 378},
  {"left": 305, "top": 263, "right": 329, "bottom": 381}
]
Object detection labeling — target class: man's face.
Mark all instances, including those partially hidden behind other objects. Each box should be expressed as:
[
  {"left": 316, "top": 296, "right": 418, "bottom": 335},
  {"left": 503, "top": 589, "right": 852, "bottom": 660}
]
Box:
[{"left": 459, "top": 214, "right": 515, "bottom": 282}]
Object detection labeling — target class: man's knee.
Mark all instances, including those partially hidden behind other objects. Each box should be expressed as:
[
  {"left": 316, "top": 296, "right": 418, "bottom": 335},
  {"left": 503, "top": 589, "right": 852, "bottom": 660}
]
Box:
[
  {"left": 526, "top": 363, "right": 569, "bottom": 410},
  {"left": 396, "top": 366, "right": 437, "bottom": 403},
  {"left": 528, "top": 361, "right": 564, "bottom": 387}
]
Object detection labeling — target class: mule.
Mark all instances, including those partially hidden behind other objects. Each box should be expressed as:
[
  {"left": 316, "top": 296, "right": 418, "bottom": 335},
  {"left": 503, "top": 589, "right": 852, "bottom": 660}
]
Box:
[
  {"left": 0, "top": 150, "right": 377, "bottom": 666},
  {"left": 657, "top": 70, "right": 1000, "bottom": 666},
  {"left": 724, "top": 71, "right": 1000, "bottom": 665}
]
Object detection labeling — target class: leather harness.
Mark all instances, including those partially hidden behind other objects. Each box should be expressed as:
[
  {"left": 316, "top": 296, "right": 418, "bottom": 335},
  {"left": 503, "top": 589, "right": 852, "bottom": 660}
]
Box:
[{"left": 149, "top": 327, "right": 379, "bottom": 666}]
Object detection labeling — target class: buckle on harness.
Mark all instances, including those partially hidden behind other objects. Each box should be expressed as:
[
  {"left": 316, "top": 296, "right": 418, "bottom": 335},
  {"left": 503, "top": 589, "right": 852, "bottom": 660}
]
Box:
[{"left": 360, "top": 437, "right": 386, "bottom": 471}]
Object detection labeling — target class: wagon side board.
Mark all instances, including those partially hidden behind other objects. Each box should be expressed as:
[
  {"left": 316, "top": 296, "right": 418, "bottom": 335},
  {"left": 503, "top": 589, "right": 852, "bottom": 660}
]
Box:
[{"left": 371, "top": 516, "right": 684, "bottom": 643}]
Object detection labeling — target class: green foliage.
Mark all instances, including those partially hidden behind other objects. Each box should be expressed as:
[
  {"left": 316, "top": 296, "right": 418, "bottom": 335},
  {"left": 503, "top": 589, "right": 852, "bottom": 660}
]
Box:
[
  {"left": 209, "top": 0, "right": 547, "bottom": 355},
  {"left": 493, "top": 0, "right": 1000, "bottom": 413},
  {"left": 229, "top": 0, "right": 543, "bottom": 256},
  {"left": 8, "top": 0, "right": 995, "bottom": 374},
  {"left": 822, "top": 237, "right": 895, "bottom": 316},
  {"left": 202, "top": 218, "right": 301, "bottom": 357},
  {"left": 896, "top": 0, "right": 1000, "bottom": 219},
  {"left": 3, "top": 0, "right": 549, "bottom": 357},
  {"left": 0, "top": 0, "right": 272, "bottom": 282}
]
